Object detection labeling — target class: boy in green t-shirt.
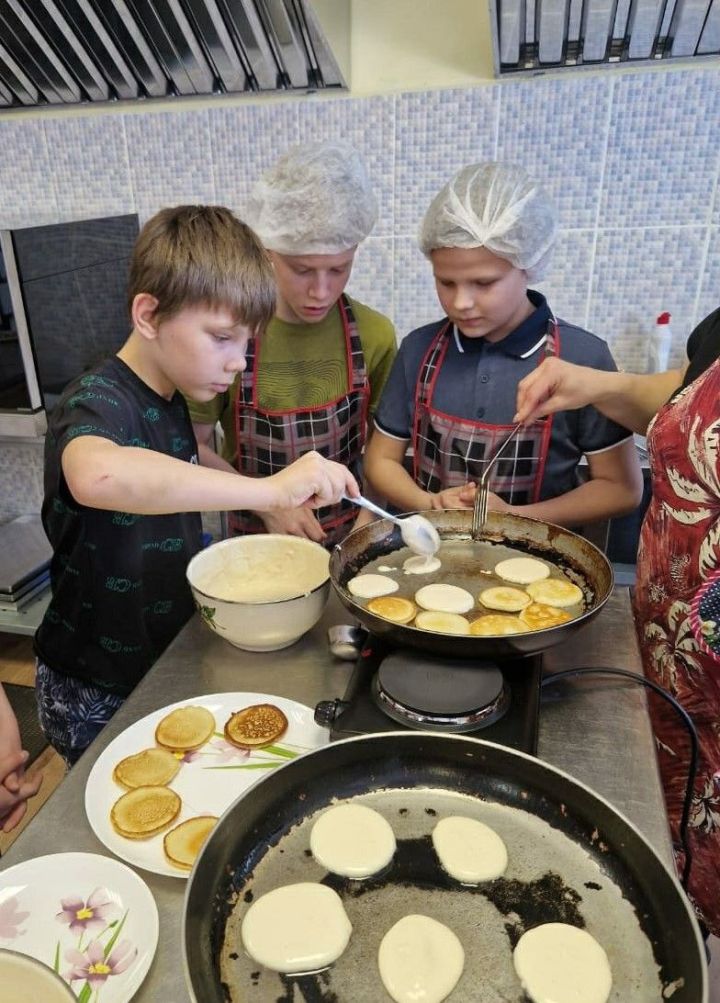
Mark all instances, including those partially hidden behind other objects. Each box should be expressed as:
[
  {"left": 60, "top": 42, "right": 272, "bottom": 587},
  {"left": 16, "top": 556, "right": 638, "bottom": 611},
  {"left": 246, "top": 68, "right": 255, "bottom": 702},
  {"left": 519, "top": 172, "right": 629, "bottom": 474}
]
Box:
[{"left": 188, "top": 141, "right": 397, "bottom": 548}]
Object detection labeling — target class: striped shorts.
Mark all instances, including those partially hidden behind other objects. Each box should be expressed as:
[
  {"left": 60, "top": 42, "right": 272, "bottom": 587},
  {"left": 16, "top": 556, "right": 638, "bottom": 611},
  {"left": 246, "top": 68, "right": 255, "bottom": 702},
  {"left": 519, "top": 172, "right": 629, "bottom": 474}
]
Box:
[{"left": 35, "top": 660, "right": 125, "bottom": 767}]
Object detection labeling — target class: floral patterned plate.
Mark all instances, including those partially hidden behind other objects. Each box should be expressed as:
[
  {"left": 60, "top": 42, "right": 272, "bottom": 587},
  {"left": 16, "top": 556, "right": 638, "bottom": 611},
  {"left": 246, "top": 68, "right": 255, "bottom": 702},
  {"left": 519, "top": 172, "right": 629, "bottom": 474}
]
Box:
[
  {"left": 85, "top": 692, "right": 328, "bottom": 878},
  {"left": 0, "top": 852, "right": 158, "bottom": 1002}
]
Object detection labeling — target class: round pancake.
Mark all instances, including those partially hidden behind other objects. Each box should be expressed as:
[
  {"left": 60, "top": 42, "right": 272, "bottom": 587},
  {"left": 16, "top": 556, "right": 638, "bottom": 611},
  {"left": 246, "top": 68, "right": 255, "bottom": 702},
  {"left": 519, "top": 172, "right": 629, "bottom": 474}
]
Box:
[
  {"left": 163, "top": 815, "right": 218, "bottom": 870},
  {"left": 368, "top": 595, "right": 417, "bottom": 624},
  {"left": 224, "top": 704, "right": 288, "bottom": 749},
  {"left": 519, "top": 602, "right": 573, "bottom": 630},
  {"left": 378, "top": 914, "right": 465, "bottom": 1003},
  {"left": 479, "top": 586, "right": 531, "bottom": 612},
  {"left": 241, "top": 883, "right": 352, "bottom": 974},
  {"left": 403, "top": 554, "right": 442, "bottom": 575},
  {"left": 112, "top": 747, "right": 181, "bottom": 789},
  {"left": 348, "top": 573, "right": 399, "bottom": 599},
  {"left": 155, "top": 705, "right": 216, "bottom": 752},
  {"left": 469, "top": 614, "right": 530, "bottom": 636},
  {"left": 494, "top": 556, "right": 551, "bottom": 585},
  {"left": 310, "top": 803, "right": 396, "bottom": 877},
  {"left": 415, "top": 611, "right": 471, "bottom": 635},
  {"left": 432, "top": 816, "right": 508, "bottom": 882},
  {"left": 415, "top": 583, "right": 474, "bottom": 614},
  {"left": 110, "top": 785, "right": 181, "bottom": 840},
  {"left": 513, "top": 923, "right": 612, "bottom": 1003},
  {"left": 526, "top": 577, "right": 584, "bottom": 608}
]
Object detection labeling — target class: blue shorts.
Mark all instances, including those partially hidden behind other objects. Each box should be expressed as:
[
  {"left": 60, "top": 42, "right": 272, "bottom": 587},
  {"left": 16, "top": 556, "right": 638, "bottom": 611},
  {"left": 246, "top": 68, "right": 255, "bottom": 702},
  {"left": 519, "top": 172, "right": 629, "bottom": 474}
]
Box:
[{"left": 35, "top": 661, "right": 125, "bottom": 767}]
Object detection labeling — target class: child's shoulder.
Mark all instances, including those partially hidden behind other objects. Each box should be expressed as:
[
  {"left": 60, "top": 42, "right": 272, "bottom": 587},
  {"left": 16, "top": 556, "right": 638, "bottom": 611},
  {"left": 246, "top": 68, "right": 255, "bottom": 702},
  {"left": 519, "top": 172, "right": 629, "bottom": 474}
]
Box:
[
  {"left": 49, "top": 358, "right": 140, "bottom": 435},
  {"left": 346, "top": 296, "right": 396, "bottom": 344},
  {"left": 555, "top": 318, "right": 615, "bottom": 366}
]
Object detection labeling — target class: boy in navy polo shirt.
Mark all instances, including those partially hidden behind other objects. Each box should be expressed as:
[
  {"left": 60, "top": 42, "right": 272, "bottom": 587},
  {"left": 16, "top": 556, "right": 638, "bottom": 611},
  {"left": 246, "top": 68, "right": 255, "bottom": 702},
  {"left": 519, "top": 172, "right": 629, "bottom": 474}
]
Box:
[
  {"left": 35, "top": 205, "right": 358, "bottom": 766},
  {"left": 365, "top": 162, "right": 642, "bottom": 526}
]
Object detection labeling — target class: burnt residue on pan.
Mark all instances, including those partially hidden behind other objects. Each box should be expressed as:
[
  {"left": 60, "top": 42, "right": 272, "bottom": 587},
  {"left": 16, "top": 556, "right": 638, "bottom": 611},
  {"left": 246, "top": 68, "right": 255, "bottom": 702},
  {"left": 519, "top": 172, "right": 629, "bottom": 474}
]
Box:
[{"left": 217, "top": 789, "right": 664, "bottom": 1002}]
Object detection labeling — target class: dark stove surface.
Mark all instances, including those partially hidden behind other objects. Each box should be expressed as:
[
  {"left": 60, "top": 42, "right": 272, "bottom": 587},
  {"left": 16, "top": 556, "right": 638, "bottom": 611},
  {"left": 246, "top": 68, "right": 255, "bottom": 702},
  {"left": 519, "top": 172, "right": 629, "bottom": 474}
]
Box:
[{"left": 316, "top": 638, "right": 542, "bottom": 754}]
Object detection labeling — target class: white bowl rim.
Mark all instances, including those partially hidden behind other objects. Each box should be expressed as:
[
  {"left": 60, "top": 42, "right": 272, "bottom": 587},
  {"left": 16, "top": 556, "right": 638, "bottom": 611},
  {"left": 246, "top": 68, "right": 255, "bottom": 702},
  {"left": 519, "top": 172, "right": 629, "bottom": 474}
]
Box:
[{"left": 186, "top": 534, "right": 331, "bottom": 606}]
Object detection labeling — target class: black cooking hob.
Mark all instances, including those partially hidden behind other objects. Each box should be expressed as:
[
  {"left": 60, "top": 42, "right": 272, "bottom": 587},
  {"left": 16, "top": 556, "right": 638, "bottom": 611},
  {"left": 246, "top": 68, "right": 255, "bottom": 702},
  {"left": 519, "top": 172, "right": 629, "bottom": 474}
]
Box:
[{"left": 315, "top": 636, "right": 542, "bottom": 754}]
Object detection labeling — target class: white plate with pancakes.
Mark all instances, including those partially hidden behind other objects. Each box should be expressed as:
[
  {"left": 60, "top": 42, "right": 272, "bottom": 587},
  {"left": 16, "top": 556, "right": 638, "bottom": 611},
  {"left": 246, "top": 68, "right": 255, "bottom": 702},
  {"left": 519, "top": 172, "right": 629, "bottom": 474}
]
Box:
[
  {"left": 85, "top": 693, "right": 328, "bottom": 878},
  {"left": 0, "top": 851, "right": 158, "bottom": 1002}
]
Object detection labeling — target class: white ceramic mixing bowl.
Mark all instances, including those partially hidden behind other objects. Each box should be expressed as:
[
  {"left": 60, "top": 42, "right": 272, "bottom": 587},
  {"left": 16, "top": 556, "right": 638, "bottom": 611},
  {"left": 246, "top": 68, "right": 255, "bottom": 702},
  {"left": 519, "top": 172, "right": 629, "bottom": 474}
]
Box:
[{"left": 186, "top": 535, "right": 330, "bottom": 652}]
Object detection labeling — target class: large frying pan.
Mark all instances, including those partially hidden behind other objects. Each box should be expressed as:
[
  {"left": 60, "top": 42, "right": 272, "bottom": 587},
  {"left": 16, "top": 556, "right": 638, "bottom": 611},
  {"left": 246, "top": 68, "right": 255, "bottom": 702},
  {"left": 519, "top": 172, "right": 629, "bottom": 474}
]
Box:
[
  {"left": 329, "top": 509, "right": 614, "bottom": 659},
  {"left": 183, "top": 732, "right": 707, "bottom": 1002}
]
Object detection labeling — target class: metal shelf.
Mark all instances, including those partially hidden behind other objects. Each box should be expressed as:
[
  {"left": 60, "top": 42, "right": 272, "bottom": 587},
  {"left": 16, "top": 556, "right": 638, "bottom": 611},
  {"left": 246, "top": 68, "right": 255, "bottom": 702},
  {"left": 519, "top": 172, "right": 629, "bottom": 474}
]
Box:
[{"left": 0, "top": 586, "right": 50, "bottom": 636}]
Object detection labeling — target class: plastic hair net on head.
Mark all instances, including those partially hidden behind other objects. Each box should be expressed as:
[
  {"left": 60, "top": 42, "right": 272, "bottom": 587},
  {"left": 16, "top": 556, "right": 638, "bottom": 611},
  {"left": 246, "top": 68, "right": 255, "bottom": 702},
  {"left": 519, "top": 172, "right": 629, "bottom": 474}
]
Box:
[
  {"left": 418, "top": 162, "right": 557, "bottom": 280},
  {"left": 245, "top": 141, "right": 378, "bottom": 255}
]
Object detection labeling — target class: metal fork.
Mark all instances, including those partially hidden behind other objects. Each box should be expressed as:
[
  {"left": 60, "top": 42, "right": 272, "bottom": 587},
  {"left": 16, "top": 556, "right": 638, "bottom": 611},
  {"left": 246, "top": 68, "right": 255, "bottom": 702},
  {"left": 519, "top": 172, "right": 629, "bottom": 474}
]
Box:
[{"left": 471, "top": 422, "right": 524, "bottom": 539}]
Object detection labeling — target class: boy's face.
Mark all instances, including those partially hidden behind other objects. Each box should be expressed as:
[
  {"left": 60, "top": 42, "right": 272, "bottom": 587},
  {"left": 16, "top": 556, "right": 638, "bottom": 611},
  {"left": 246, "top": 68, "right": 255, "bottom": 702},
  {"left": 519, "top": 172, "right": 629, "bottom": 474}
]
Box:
[
  {"left": 270, "top": 248, "right": 356, "bottom": 325},
  {"left": 430, "top": 246, "right": 531, "bottom": 343},
  {"left": 153, "top": 303, "right": 253, "bottom": 401}
]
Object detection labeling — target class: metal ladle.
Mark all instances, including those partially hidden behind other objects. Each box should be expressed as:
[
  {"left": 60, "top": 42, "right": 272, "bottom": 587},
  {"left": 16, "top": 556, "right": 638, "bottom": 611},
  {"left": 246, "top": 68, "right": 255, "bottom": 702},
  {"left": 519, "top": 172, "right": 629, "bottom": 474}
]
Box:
[{"left": 347, "top": 495, "right": 441, "bottom": 556}]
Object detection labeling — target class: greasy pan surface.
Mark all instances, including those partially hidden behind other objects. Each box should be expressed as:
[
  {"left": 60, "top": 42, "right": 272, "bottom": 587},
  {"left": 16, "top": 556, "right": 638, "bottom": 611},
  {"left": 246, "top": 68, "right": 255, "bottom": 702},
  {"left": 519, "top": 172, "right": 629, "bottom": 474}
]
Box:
[
  {"left": 183, "top": 733, "right": 707, "bottom": 1003},
  {"left": 330, "top": 510, "right": 614, "bottom": 658}
]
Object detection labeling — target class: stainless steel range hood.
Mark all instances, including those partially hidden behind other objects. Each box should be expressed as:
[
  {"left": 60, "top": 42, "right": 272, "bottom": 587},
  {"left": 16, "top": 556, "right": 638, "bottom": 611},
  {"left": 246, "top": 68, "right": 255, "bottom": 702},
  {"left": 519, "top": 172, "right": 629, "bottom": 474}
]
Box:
[
  {"left": 493, "top": 0, "right": 720, "bottom": 71},
  {"left": 0, "top": 0, "right": 347, "bottom": 109}
]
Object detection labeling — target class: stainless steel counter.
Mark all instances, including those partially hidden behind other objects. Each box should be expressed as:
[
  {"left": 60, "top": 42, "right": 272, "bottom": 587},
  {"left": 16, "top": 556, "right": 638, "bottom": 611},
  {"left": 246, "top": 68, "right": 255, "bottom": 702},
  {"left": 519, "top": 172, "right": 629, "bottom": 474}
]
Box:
[{"left": 0, "top": 586, "right": 673, "bottom": 1002}]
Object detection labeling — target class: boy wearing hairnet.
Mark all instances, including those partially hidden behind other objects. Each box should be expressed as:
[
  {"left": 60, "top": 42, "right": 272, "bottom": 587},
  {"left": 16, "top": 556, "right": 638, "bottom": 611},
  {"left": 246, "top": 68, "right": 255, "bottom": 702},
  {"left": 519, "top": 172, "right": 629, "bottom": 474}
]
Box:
[
  {"left": 188, "top": 142, "right": 397, "bottom": 548},
  {"left": 365, "top": 162, "right": 642, "bottom": 526}
]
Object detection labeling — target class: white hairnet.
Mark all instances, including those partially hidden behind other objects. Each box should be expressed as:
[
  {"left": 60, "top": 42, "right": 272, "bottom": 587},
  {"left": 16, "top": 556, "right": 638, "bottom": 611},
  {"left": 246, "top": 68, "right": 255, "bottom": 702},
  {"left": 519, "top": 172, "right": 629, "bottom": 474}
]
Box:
[
  {"left": 419, "top": 162, "right": 557, "bottom": 280},
  {"left": 245, "top": 141, "right": 378, "bottom": 255}
]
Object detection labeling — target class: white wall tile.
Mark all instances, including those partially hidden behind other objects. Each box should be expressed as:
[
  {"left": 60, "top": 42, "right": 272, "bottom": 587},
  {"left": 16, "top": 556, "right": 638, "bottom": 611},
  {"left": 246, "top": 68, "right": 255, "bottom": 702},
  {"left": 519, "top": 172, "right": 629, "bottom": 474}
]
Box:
[
  {"left": 535, "top": 229, "right": 595, "bottom": 330},
  {"left": 395, "top": 87, "right": 499, "bottom": 238},
  {"left": 346, "top": 236, "right": 394, "bottom": 322},
  {"left": 298, "top": 95, "right": 395, "bottom": 238},
  {"left": 589, "top": 225, "right": 706, "bottom": 371},
  {"left": 394, "top": 235, "right": 442, "bottom": 338},
  {"left": 124, "top": 109, "right": 215, "bottom": 221},
  {"left": 497, "top": 76, "right": 612, "bottom": 230},
  {"left": 209, "top": 102, "right": 299, "bottom": 218},
  {"left": 601, "top": 69, "right": 720, "bottom": 229},
  {"left": 43, "top": 115, "right": 134, "bottom": 220},
  {"left": 0, "top": 119, "right": 58, "bottom": 227}
]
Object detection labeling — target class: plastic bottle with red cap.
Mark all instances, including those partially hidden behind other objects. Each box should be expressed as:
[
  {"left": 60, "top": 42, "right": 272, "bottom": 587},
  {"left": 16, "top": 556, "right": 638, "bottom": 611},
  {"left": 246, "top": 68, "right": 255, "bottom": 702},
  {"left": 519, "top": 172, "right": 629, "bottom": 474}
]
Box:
[{"left": 647, "top": 311, "right": 672, "bottom": 373}]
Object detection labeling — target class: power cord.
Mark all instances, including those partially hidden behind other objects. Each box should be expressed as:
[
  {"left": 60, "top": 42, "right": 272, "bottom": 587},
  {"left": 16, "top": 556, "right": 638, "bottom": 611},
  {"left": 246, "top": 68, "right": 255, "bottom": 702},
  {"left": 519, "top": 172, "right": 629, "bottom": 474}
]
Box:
[{"left": 541, "top": 667, "right": 698, "bottom": 890}]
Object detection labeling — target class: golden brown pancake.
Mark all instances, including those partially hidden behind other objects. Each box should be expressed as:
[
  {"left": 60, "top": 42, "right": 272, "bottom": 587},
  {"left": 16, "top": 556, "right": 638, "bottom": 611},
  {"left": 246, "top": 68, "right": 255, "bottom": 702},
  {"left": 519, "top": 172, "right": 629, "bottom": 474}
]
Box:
[
  {"left": 479, "top": 586, "right": 531, "bottom": 612},
  {"left": 519, "top": 602, "right": 573, "bottom": 630},
  {"left": 155, "top": 705, "right": 216, "bottom": 752},
  {"left": 414, "top": 611, "right": 471, "bottom": 635},
  {"left": 110, "top": 785, "right": 181, "bottom": 840},
  {"left": 469, "top": 614, "right": 530, "bottom": 636},
  {"left": 367, "top": 596, "right": 417, "bottom": 624},
  {"left": 494, "top": 556, "right": 551, "bottom": 585},
  {"left": 224, "top": 704, "right": 288, "bottom": 749},
  {"left": 112, "top": 747, "right": 181, "bottom": 789},
  {"left": 526, "top": 578, "right": 584, "bottom": 608},
  {"left": 163, "top": 815, "right": 218, "bottom": 870}
]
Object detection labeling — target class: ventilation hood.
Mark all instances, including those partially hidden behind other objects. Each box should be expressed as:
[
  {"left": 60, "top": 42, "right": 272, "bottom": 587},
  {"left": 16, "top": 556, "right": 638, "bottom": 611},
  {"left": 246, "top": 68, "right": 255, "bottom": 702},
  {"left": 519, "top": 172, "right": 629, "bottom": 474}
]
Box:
[
  {"left": 0, "top": 0, "right": 347, "bottom": 109},
  {"left": 494, "top": 0, "right": 720, "bottom": 71}
]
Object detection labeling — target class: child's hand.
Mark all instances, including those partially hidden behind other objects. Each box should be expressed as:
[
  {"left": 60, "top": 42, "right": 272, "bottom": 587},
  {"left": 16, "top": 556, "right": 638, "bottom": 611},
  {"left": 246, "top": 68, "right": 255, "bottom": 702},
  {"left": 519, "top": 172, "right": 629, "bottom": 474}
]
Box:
[
  {"left": 429, "top": 484, "right": 476, "bottom": 509},
  {"left": 259, "top": 507, "right": 327, "bottom": 542},
  {"left": 0, "top": 749, "right": 43, "bottom": 833},
  {"left": 270, "top": 452, "right": 359, "bottom": 510}
]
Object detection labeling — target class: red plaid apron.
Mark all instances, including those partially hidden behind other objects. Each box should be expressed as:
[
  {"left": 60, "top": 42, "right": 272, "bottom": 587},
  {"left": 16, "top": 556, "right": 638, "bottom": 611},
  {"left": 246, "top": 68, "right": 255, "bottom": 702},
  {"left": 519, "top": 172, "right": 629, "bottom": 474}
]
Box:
[
  {"left": 412, "top": 320, "right": 558, "bottom": 504},
  {"left": 230, "top": 295, "right": 370, "bottom": 546}
]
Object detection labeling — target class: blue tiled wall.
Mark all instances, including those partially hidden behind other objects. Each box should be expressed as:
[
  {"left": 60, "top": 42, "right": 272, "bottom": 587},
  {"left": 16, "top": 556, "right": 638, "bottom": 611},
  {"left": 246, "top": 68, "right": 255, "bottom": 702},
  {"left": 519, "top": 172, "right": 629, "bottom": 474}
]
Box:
[{"left": 1, "top": 65, "right": 718, "bottom": 517}]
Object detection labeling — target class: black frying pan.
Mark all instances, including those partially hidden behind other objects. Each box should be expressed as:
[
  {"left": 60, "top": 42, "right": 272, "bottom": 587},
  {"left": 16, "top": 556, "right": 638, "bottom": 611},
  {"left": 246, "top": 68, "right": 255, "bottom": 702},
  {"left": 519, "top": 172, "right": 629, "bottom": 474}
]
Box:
[
  {"left": 329, "top": 509, "right": 614, "bottom": 659},
  {"left": 182, "top": 732, "right": 707, "bottom": 1002}
]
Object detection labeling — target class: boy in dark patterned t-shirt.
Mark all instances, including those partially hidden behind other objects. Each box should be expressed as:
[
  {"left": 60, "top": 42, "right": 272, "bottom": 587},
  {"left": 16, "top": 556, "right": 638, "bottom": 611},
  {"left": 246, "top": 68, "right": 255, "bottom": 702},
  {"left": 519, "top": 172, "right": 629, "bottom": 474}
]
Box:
[{"left": 34, "top": 206, "right": 358, "bottom": 766}]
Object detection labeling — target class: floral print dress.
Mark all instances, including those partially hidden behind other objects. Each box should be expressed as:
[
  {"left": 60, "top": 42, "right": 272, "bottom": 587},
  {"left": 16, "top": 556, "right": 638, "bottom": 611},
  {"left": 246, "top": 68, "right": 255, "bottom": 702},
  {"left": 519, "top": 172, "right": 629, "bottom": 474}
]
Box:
[{"left": 634, "top": 353, "right": 720, "bottom": 935}]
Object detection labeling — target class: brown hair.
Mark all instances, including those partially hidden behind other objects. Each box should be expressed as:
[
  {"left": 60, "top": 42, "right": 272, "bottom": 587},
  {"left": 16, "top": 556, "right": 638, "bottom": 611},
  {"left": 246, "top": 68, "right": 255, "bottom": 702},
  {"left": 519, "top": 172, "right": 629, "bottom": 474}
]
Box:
[{"left": 127, "top": 205, "right": 275, "bottom": 333}]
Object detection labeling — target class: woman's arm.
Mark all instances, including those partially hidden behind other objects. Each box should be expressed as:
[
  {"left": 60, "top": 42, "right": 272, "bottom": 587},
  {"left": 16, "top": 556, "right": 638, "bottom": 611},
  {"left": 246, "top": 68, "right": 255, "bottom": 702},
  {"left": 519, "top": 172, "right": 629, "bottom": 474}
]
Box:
[
  {"left": 516, "top": 358, "right": 687, "bottom": 436},
  {"left": 490, "top": 437, "right": 643, "bottom": 527}
]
